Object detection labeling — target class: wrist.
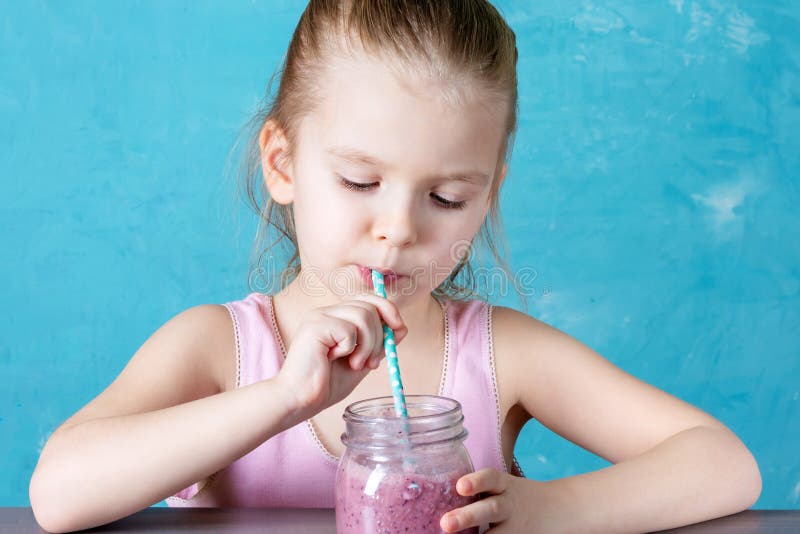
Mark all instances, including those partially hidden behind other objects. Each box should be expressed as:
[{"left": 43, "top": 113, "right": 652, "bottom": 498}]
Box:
[{"left": 267, "top": 374, "right": 317, "bottom": 426}]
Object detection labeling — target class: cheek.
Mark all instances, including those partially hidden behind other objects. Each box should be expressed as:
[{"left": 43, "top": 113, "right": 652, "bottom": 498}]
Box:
[
  {"left": 293, "top": 182, "right": 364, "bottom": 255},
  {"left": 422, "top": 226, "right": 480, "bottom": 286},
  {"left": 296, "top": 173, "right": 363, "bottom": 221}
]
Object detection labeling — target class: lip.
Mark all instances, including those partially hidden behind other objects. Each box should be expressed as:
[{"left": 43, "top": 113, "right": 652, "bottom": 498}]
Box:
[{"left": 356, "top": 264, "right": 405, "bottom": 288}]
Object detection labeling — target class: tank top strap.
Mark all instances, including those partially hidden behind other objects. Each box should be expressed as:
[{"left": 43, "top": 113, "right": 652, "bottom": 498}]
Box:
[{"left": 223, "top": 292, "right": 283, "bottom": 386}]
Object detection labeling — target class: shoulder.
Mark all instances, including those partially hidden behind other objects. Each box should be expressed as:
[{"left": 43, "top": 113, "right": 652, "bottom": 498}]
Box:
[
  {"left": 488, "top": 304, "right": 556, "bottom": 406},
  {"left": 488, "top": 302, "right": 622, "bottom": 419},
  {"left": 489, "top": 304, "right": 574, "bottom": 363},
  {"left": 489, "top": 303, "right": 549, "bottom": 337},
  {"left": 171, "top": 303, "right": 233, "bottom": 343},
  {"left": 166, "top": 303, "right": 236, "bottom": 393}
]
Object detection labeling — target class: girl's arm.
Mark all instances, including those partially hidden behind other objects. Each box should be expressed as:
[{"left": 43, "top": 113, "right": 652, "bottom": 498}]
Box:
[
  {"left": 492, "top": 306, "right": 761, "bottom": 532},
  {"left": 533, "top": 424, "right": 760, "bottom": 532},
  {"left": 29, "top": 305, "right": 309, "bottom": 533},
  {"left": 30, "top": 294, "right": 406, "bottom": 534}
]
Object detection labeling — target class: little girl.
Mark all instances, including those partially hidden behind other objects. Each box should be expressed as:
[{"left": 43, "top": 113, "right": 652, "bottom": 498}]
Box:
[{"left": 30, "top": 1, "right": 761, "bottom": 533}]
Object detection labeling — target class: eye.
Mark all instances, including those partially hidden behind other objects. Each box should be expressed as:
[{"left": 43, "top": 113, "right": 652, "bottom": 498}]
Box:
[
  {"left": 338, "top": 175, "right": 467, "bottom": 210},
  {"left": 337, "top": 175, "right": 377, "bottom": 191},
  {"left": 431, "top": 193, "right": 467, "bottom": 210}
]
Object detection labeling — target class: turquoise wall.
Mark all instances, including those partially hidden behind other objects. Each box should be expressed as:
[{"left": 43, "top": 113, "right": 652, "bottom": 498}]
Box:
[{"left": 2, "top": 1, "right": 797, "bottom": 508}]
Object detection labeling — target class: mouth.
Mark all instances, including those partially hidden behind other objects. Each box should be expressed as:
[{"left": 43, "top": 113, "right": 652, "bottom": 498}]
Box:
[{"left": 356, "top": 264, "right": 405, "bottom": 288}]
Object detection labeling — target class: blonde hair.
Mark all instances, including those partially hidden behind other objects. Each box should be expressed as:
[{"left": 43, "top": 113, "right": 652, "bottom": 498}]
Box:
[{"left": 229, "top": 0, "right": 521, "bottom": 303}]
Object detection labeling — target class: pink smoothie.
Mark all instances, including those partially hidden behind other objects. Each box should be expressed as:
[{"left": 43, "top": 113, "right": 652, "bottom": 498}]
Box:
[{"left": 335, "top": 460, "right": 477, "bottom": 534}]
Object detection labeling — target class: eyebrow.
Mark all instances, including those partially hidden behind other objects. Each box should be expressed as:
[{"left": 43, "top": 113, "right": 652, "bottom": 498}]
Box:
[{"left": 326, "top": 146, "right": 491, "bottom": 185}]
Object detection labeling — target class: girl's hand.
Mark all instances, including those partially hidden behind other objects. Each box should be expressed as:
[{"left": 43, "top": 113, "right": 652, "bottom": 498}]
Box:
[
  {"left": 440, "top": 468, "right": 540, "bottom": 533},
  {"left": 274, "top": 294, "right": 408, "bottom": 417}
]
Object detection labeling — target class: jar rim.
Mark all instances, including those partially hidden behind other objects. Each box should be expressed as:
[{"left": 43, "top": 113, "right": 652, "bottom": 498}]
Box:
[
  {"left": 341, "top": 395, "right": 467, "bottom": 450},
  {"left": 343, "top": 395, "right": 461, "bottom": 423}
]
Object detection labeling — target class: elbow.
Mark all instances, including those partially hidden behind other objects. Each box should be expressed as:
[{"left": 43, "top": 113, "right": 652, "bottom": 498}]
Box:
[
  {"left": 712, "top": 425, "right": 762, "bottom": 511},
  {"left": 30, "top": 467, "right": 72, "bottom": 533},
  {"left": 30, "top": 455, "right": 144, "bottom": 533},
  {"left": 30, "top": 463, "right": 92, "bottom": 534},
  {"left": 739, "top": 446, "right": 762, "bottom": 509},
  {"left": 29, "top": 432, "right": 80, "bottom": 533}
]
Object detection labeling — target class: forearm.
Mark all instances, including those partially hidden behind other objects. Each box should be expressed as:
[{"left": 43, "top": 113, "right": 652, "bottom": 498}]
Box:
[
  {"left": 30, "top": 377, "right": 306, "bottom": 533},
  {"left": 536, "top": 425, "right": 762, "bottom": 533}
]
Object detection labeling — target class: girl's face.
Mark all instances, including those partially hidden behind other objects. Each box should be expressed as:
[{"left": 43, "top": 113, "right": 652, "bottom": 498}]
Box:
[{"left": 285, "top": 55, "right": 508, "bottom": 304}]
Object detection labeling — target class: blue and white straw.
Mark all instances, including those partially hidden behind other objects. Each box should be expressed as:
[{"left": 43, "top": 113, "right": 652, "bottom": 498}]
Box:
[
  {"left": 371, "top": 270, "right": 408, "bottom": 419},
  {"left": 371, "top": 270, "right": 418, "bottom": 477}
]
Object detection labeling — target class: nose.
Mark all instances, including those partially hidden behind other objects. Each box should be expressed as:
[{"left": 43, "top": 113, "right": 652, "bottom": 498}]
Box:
[{"left": 372, "top": 196, "right": 418, "bottom": 248}]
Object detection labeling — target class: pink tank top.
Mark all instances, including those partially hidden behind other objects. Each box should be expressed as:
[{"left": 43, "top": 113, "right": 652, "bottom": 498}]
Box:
[{"left": 167, "top": 292, "right": 521, "bottom": 508}]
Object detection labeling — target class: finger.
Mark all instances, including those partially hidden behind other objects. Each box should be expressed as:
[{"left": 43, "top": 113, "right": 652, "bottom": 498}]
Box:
[
  {"left": 456, "top": 468, "right": 507, "bottom": 497},
  {"left": 350, "top": 294, "right": 407, "bottom": 342},
  {"left": 321, "top": 304, "right": 379, "bottom": 369},
  {"left": 348, "top": 294, "right": 408, "bottom": 343},
  {"left": 334, "top": 337, "right": 357, "bottom": 358},
  {"left": 343, "top": 301, "right": 387, "bottom": 367},
  {"left": 331, "top": 299, "right": 396, "bottom": 368},
  {"left": 440, "top": 495, "right": 511, "bottom": 533},
  {"left": 301, "top": 315, "right": 358, "bottom": 360}
]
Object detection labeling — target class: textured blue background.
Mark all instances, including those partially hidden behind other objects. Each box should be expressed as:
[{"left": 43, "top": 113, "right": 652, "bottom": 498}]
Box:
[{"left": 1, "top": 1, "right": 798, "bottom": 509}]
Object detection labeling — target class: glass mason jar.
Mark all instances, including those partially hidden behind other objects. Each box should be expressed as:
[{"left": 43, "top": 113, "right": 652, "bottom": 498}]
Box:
[{"left": 335, "top": 395, "right": 478, "bottom": 534}]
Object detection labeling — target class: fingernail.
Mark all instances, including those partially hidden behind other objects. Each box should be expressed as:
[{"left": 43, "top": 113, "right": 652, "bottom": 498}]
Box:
[
  {"left": 458, "top": 480, "right": 471, "bottom": 494},
  {"left": 443, "top": 515, "right": 458, "bottom": 531}
]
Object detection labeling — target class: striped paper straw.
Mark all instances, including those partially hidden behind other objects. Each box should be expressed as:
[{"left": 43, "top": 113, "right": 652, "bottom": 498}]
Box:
[
  {"left": 371, "top": 270, "right": 409, "bottom": 419},
  {"left": 371, "top": 270, "right": 417, "bottom": 476}
]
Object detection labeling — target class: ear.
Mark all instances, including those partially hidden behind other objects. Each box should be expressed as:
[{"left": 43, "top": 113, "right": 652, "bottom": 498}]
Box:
[{"left": 259, "top": 119, "right": 295, "bottom": 205}]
